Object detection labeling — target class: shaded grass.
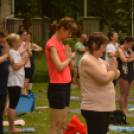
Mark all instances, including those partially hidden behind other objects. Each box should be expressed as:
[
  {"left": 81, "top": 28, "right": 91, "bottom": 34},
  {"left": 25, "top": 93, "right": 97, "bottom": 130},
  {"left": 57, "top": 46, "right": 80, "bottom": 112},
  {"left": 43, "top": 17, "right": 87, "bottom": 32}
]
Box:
[{"left": 3, "top": 83, "right": 134, "bottom": 134}]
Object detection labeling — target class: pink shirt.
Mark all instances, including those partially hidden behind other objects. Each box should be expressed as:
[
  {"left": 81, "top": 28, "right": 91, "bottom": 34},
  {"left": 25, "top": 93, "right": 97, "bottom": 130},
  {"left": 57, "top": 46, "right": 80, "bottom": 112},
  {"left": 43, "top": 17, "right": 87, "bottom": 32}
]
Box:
[
  {"left": 45, "top": 36, "right": 71, "bottom": 83},
  {"left": 79, "top": 52, "right": 115, "bottom": 112},
  {"left": 18, "top": 42, "right": 31, "bottom": 68}
]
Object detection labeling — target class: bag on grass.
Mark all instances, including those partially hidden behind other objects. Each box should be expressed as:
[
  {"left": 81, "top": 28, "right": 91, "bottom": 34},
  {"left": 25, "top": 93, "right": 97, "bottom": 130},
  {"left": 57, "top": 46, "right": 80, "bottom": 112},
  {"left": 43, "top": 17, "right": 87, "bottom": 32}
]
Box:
[
  {"left": 109, "top": 110, "right": 127, "bottom": 125},
  {"left": 15, "top": 93, "right": 35, "bottom": 113},
  {"left": 63, "top": 115, "right": 87, "bottom": 134}
]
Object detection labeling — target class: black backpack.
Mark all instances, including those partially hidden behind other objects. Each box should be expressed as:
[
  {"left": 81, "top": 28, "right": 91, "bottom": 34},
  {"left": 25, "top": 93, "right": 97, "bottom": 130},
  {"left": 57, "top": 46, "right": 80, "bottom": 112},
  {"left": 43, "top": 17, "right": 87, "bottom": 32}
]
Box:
[{"left": 109, "top": 110, "right": 127, "bottom": 125}]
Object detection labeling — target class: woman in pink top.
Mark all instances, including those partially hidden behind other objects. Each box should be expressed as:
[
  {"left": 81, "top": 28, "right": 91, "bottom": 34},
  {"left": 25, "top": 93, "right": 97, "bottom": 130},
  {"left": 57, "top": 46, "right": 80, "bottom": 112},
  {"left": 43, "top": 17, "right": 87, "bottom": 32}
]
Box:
[
  {"left": 45, "top": 17, "right": 77, "bottom": 134},
  {"left": 18, "top": 31, "right": 32, "bottom": 95},
  {"left": 79, "top": 32, "right": 120, "bottom": 134}
]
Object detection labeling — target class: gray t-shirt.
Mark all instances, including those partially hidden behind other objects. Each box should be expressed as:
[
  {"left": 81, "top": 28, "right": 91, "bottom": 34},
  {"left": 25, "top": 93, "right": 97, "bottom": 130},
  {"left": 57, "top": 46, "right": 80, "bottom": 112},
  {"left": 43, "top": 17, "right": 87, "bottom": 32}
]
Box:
[{"left": 7, "top": 49, "right": 25, "bottom": 88}]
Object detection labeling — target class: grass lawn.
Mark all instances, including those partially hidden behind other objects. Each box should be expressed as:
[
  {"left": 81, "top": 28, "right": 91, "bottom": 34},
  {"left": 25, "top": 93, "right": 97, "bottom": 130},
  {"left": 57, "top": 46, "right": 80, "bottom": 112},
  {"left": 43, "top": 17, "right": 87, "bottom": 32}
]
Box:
[{"left": 3, "top": 83, "right": 134, "bottom": 134}]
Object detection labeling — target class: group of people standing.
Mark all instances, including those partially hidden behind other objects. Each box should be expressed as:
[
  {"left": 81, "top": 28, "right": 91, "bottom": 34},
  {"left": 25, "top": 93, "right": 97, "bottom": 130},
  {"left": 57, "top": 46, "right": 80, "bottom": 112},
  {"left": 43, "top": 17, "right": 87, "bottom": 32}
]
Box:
[
  {"left": 0, "top": 16, "right": 134, "bottom": 134},
  {"left": 0, "top": 30, "right": 42, "bottom": 133},
  {"left": 45, "top": 17, "right": 134, "bottom": 134}
]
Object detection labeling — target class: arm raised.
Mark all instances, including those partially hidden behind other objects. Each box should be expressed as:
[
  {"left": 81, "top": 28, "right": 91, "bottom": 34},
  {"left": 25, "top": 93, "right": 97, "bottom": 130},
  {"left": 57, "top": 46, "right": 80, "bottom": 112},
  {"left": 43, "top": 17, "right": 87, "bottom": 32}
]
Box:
[{"left": 50, "top": 46, "right": 72, "bottom": 71}]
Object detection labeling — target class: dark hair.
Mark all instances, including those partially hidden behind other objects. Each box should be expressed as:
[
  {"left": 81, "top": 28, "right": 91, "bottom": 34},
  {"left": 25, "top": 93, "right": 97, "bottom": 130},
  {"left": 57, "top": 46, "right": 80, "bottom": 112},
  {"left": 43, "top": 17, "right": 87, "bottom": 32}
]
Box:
[
  {"left": 84, "top": 32, "right": 108, "bottom": 54},
  {"left": 0, "top": 30, "right": 8, "bottom": 37},
  {"left": 107, "top": 31, "right": 116, "bottom": 41},
  {"left": 51, "top": 17, "right": 78, "bottom": 33},
  {"left": 18, "top": 30, "right": 26, "bottom": 35},
  {"left": 120, "top": 38, "right": 125, "bottom": 45},
  {"left": 124, "top": 36, "right": 134, "bottom": 43}
]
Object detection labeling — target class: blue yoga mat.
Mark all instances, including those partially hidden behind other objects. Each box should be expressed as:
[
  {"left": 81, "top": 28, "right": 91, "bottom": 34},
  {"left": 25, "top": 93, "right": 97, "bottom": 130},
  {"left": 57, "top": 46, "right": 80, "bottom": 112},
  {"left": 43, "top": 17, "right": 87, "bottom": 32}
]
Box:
[
  {"left": 15, "top": 93, "right": 35, "bottom": 113},
  {"left": 109, "top": 126, "right": 134, "bottom": 132},
  {"left": 128, "top": 104, "right": 134, "bottom": 108},
  {"left": 4, "top": 127, "right": 36, "bottom": 133}
]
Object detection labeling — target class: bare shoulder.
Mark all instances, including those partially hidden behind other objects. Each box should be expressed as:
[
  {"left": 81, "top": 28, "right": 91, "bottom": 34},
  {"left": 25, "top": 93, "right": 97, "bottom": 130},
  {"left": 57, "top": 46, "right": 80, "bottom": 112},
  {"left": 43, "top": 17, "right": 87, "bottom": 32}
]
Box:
[{"left": 81, "top": 57, "right": 97, "bottom": 68}]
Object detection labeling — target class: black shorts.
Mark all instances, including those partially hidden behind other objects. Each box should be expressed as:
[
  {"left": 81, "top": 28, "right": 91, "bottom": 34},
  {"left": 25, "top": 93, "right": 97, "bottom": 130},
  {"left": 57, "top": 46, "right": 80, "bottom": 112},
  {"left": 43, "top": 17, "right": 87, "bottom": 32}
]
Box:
[
  {"left": 8, "top": 86, "right": 21, "bottom": 109},
  {"left": 47, "top": 83, "right": 71, "bottom": 109},
  {"left": 24, "top": 68, "right": 31, "bottom": 79},
  {"left": 75, "top": 66, "right": 80, "bottom": 78},
  {"left": 81, "top": 109, "right": 110, "bottom": 134}
]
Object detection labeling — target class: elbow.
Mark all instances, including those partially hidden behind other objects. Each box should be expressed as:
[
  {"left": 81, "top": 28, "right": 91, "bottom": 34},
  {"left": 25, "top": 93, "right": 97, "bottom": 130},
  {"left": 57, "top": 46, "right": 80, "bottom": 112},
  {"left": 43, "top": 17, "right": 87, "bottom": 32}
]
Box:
[
  {"left": 12, "top": 66, "right": 18, "bottom": 70},
  {"left": 55, "top": 65, "right": 64, "bottom": 71},
  {"left": 56, "top": 67, "right": 64, "bottom": 71}
]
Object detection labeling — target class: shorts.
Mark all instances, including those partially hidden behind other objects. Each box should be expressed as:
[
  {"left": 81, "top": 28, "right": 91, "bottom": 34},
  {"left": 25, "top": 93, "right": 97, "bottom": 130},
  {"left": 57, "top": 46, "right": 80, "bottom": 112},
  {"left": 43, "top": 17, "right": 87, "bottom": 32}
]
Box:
[
  {"left": 8, "top": 86, "right": 21, "bottom": 109},
  {"left": 75, "top": 66, "right": 80, "bottom": 78},
  {"left": 47, "top": 83, "right": 71, "bottom": 109},
  {"left": 24, "top": 68, "right": 31, "bottom": 79}
]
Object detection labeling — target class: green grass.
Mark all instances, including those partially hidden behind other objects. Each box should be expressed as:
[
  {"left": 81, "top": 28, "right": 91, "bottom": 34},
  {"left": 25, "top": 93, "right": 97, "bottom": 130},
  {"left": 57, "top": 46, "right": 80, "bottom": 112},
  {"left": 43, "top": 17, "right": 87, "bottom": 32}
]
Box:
[{"left": 3, "top": 83, "right": 134, "bottom": 134}]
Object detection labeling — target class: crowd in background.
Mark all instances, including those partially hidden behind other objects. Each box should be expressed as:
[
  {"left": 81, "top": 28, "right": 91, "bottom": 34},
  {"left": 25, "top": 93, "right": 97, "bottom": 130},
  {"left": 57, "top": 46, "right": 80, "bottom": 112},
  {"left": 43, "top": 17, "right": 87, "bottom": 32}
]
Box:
[{"left": 0, "top": 16, "right": 134, "bottom": 134}]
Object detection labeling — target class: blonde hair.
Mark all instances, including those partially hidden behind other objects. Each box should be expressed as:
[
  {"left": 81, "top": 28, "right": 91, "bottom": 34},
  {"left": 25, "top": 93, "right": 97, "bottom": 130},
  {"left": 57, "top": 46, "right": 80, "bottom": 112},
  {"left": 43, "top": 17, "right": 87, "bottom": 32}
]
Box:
[{"left": 6, "top": 33, "right": 19, "bottom": 47}]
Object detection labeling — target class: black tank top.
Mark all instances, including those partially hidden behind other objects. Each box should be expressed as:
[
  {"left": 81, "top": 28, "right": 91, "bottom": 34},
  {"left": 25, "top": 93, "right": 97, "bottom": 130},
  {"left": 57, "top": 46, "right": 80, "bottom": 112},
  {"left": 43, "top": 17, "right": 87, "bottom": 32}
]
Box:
[{"left": 117, "top": 47, "right": 134, "bottom": 81}]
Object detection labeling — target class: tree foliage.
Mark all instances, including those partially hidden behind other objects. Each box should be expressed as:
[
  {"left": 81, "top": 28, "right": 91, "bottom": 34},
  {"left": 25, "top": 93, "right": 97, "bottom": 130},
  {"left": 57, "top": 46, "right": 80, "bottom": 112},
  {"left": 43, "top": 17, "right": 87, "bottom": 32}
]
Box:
[{"left": 4, "top": 0, "right": 134, "bottom": 34}]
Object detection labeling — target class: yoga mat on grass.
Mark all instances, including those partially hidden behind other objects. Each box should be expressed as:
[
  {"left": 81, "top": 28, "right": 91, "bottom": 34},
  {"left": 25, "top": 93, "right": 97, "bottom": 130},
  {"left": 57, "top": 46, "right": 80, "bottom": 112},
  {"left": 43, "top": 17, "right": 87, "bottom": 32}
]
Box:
[
  {"left": 15, "top": 113, "right": 26, "bottom": 117},
  {"left": 109, "top": 126, "right": 134, "bottom": 132},
  {"left": 4, "top": 127, "right": 36, "bottom": 133},
  {"left": 70, "top": 97, "right": 82, "bottom": 101},
  {"left": 35, "top": 94, "right": 45, "bottom": 97},
  {"left": 35, "top": 106, "right": 49, "bottom": 109},
  {"left": 128, "top": 104, "right": 134, "bottom": 108},
  {"left": 38, "top": 90, "right": 47, "bottom": 92},
  {"left": 68, "top": 108, "right": 81, "bottom": 114},
  {"left": 15, "top": 93, "right": 35, "bottom": 113},
  {"left": 115, "top": 97, "right": 134, "bottom": 102},
  {"left": 3, "top": 119, "right": 25, "bottom": 126}
]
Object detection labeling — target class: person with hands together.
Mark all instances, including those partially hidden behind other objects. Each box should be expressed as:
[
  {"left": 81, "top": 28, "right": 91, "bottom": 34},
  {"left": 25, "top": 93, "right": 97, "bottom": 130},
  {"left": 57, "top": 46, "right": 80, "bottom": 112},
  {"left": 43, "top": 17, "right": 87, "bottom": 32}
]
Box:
[
  {"left": 18, "top": 30, "right": 32, "bottom": 95},
  {"left": 26, "top": 32, "right": 43, "bottom": 94},
  {"left": 79, "top": 32, "right": 120, "bottom": 134},
  {"left": 45, "top": 17, "right": 77, "bottom": 134},
  {"left": 6, "top": 33, "right": 29, "bottom": 132},
  {"left": 105, "top": 31, "right": 119, "bottom": 87},
  {"left": 0, "top": 30, "right": 9, "bottom": 134},
  {"left": 117, "top": 36, "right": 134, "bottom": 116}
]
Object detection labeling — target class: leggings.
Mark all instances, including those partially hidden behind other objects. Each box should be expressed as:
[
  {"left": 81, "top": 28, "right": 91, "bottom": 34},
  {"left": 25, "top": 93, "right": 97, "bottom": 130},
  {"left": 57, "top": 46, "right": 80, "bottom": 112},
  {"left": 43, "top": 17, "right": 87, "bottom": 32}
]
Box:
[
  {"left": 81, "top": 109, "right": 110, "bottom": 134},
  {"left": 0, "top": 95, "right": 6, "bottom": 134},
  {"left": 118, "top": 78, "right": 133, "bottom": 110},
  {"left": 8, "top": 86, "right": 21, "bottom": 109}
]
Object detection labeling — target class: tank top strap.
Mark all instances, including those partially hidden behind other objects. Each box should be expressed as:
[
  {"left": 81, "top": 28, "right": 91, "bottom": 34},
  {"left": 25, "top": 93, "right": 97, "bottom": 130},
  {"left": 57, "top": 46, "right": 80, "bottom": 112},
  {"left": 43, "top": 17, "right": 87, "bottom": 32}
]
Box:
[{"left": 119, "top": 47, "right": 130, "bottom": 58}]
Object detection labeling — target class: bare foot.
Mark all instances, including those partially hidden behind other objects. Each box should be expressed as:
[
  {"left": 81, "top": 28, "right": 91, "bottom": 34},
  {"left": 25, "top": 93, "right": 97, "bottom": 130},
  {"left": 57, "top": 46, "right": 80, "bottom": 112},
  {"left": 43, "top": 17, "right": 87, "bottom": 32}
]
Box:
[{"left": 9, "top": 127, "right": 24, "bottom": 132}]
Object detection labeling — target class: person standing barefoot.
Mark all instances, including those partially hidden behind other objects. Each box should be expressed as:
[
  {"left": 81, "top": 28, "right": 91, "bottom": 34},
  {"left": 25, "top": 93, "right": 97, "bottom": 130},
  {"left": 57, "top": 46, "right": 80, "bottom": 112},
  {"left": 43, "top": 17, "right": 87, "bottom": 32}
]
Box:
[
  {"left": 6, "top": 33, "right": 29, "bottom": 132},
  {"left": 45, "top": 17, "right": 77, "bottom": 134}
]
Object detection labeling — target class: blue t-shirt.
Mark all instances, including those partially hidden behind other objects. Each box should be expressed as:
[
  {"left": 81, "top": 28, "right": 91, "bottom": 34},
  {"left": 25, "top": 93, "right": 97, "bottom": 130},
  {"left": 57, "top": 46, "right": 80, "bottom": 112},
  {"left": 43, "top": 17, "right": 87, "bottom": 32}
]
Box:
[{"left": 0, "top": 45, "right": 9, "bottom": 95}]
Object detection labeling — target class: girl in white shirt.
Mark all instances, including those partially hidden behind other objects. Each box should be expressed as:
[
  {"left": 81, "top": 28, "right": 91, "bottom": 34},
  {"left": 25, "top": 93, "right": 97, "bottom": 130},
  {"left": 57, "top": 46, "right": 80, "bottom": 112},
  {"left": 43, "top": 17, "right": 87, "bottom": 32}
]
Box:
[
  {"left": 105, "top": 31, "right": 119, "bottom": 87},
  {"left": 6, "top": 33, "right": 29, "bottom": 132}
]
